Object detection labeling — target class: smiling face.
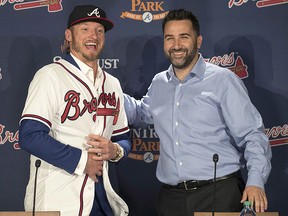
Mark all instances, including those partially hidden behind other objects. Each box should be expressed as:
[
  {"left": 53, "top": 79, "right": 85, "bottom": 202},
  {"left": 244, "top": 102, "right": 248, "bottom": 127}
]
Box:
[
  {"left": 65, "top": 21, "right": 105, "bottom": 67},
  {"left": 163, "top": 19, "right": 202, "bottom": 73}
]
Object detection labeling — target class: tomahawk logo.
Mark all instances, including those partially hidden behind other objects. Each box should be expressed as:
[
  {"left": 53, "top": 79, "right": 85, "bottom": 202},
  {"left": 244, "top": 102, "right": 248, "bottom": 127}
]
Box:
[
  {"left": 228, "top": 0, "right": 288, "bottom": 8},
  {"left": 87, "top": 8, "right": 100, "bottom": 17},
  {"left": 13, "top": 0, "right": 63, "bottom": 12}
]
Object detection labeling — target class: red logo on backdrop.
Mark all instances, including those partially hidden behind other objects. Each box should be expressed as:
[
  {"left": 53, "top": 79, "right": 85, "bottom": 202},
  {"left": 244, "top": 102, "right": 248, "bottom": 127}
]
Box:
[
  {"left": 228, "top": 0, "right": 288, "bottom": 8},
  {"left": 256, "top": 0, "right": 288, "bottom": 8},
  {"left": 228, "top": 0, "right": 248, "bottom": 8},
  {"left": 12, "top": 0, "right": 63, "bottom": 12},
  {"left": 204, "top": 52, "right": 248, "bottom": 79},
  {"left": 266, "top": 125, "right": 288, "bottom": 147}
]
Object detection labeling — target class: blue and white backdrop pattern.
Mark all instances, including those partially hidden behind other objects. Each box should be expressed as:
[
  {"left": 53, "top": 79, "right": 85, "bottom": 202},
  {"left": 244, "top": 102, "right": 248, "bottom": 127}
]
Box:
[{"left": 0, "top": 1, "right": 287, "bottom": 215}]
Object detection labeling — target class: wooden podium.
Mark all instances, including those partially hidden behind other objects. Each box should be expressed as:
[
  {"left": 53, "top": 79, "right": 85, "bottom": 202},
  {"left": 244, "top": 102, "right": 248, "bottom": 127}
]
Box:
[
  {"left": 194, "top": 212, "right": 279, "bottom": 216},
  {"left": 0, "top": 212, "right": 60, "bottom": 216}
]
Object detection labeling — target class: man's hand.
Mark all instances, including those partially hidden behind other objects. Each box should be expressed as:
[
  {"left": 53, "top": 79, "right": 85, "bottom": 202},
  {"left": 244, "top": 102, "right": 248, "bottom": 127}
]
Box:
[
  {"left": 86, "top": 134, "right": 117, "bottom": 160},
  {"left": 241, "top": 186, "right": 268, "bottom": 212},
  {"left": 84, "top": 152, "right": 103, "bottom": 182}
]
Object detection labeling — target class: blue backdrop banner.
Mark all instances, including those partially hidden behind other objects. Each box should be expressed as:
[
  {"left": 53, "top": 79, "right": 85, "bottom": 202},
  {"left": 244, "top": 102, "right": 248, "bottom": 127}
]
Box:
[{"left": 0, "top": 1, "right": 287, "bottom": 215}]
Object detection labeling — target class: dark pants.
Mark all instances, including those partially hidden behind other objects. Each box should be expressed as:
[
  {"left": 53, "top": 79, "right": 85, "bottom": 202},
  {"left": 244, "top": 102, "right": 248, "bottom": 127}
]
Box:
[
  {"left": 90, "top": 176, "right": 113, "bottom": 216},
  {"left": 156, "top": 176, "right": 245, "bottom": 216}
]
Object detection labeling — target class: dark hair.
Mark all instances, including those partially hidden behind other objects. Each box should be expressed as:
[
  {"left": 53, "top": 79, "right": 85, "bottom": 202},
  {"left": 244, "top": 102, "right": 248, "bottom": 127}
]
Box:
[{"left": 162, "top": 9, "right": 200, "bottom": 36}]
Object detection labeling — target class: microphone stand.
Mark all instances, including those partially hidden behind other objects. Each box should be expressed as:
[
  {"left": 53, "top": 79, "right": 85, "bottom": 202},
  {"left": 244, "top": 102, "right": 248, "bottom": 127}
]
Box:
[
  {"left": 212, "top": 154, "right": 219, "bottom": 216},
  {"left": 33, "top": 159, "right": 41, "bottom": 216}
]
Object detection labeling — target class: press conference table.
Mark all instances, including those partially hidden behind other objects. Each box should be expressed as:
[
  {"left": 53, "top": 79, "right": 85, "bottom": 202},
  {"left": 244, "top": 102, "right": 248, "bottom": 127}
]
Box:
[
  {"left": 194, "top": 212, "right": 279, "bottom": 216},
  {"left": 0, "top": 212, "right": 60, "bottom": 216},
  {"left": 0, "top": 211, "right": 279, "bottom": 216}
]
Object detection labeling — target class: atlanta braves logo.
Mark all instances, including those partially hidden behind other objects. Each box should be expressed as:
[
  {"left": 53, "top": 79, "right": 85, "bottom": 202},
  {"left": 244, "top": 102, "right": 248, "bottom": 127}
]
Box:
[
  {"left": 87, "top": 8, "right": 100, "bottom": 17},
  {"left": 61, "top": 90, "right": 119, "bottom": 124},
  {"left": 13, "top": 0, "right": 63, "bottom": 13}
]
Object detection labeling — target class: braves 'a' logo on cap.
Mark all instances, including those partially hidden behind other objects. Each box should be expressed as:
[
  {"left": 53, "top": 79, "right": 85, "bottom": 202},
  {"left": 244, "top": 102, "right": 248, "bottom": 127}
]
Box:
[{"left": 87, "top": 8, "right": 100, "bottom": 17}]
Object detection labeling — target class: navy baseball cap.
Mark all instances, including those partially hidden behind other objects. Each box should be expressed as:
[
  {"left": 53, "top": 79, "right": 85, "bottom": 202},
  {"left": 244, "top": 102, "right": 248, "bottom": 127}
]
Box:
[{"left": 67, "top": 5, "right": 113, "bottom": 32}]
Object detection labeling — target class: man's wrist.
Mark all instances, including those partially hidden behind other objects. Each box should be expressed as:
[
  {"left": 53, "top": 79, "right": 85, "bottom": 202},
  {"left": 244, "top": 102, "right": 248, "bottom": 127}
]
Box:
[{"left": 110, "top": 142, "right": 124, "bottom": 162}]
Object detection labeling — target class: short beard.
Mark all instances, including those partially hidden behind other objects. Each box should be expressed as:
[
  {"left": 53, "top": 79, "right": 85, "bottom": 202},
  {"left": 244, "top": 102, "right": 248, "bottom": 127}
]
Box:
[
  {"left": 82, "top": 52, "right": 99, "bottom": 62},
  {"left": 70, "top": 33, "right": 102, "bottom": 62},
  {"left": 166, "top": 43, "right": 198, "bottom": 70}
]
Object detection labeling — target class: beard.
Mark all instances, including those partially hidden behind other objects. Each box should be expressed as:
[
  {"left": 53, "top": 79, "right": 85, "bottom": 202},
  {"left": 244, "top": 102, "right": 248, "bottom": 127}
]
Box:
[
  {"left": 165, "top": 43, "right": 198, "bottom": 69},
  {"left": 70, "top": 34, "right": 103, "bottom": 62}
]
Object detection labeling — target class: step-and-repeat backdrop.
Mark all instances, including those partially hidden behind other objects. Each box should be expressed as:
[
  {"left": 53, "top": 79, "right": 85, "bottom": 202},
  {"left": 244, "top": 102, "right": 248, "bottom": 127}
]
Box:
[{"left": 0, "top": 1, "right": 287, "bottom": 215}]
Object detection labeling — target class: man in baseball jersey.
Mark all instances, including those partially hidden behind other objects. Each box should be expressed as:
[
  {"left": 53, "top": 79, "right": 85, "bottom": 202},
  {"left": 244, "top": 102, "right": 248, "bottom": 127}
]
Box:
[{"left": 19, "top": 5, "right": 131, "bottom": 216}]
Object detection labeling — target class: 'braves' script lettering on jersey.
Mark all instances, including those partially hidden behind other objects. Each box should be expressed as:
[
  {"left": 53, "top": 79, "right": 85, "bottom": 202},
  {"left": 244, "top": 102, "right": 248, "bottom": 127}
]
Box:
[{"left": 61, "top": 90, "right": 117, "bottom": 123}]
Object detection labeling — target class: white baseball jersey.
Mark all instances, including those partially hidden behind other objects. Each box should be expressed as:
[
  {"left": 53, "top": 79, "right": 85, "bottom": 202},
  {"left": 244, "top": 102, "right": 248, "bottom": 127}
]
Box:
[{"left": 20, "top": 56, "right": 129, "bottom": 216}]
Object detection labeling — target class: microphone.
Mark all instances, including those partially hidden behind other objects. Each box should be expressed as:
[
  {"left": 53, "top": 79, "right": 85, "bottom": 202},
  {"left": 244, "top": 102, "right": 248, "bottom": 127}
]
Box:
[
  {"left": 32, "top": 159, "right": 41, "bottom": 216},
  {"left": 212, "top": 154, "right": 219, "bottom": 216}
]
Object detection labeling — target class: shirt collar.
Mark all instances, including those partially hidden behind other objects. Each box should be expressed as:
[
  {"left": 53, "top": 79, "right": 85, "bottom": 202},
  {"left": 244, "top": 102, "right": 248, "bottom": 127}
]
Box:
[
  {"left": 191, "top": 53, "right": 206, "bottom": 80},
  {"left": 67, "top": 53, "right": 103, "bottom": 83}
]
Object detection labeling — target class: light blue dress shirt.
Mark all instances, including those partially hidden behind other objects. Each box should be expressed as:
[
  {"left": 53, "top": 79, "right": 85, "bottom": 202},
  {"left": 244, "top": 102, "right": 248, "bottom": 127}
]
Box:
[{"left": 124, "top": 54, "right": 272, "bottom": 190}]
